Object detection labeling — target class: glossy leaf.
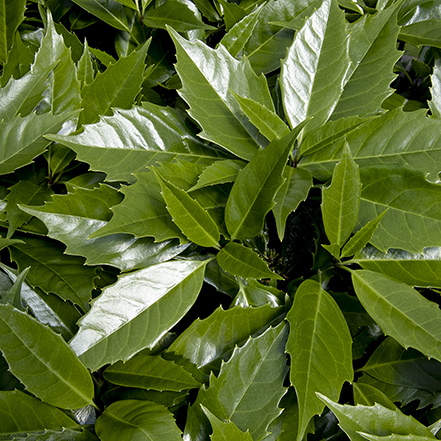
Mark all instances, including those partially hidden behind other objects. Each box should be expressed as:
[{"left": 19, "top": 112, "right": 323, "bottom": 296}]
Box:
[
  {"left": 0, "top": 0, "right": 26, "bottom": 65},
  {"left": 32, "top": 12, "right": 81, "bottom": 115},
  {"left": 219, "top": 4, "right": 264, "bottom": 58},
  {"left": 104, "top": 353, "right": 201, "bottom": 391},
  {"left": 217, "top": 241, "right": 282, "bottom": 280},
  {"left": 153, "top": 169, "right": 221, "bottom": 248},
  {"left": 20, "top": 184, "right": 187, "bottom": 271},
  {"left": 231, "top": 91, "right": 290, "bottom": 142},
  {"left": 197, "top": 322, "right": 289, "bottom": 441},
  {"left": 9, "top": 235, "right": 97, "bottom": 311},
  {"left": 189, "top": 159, "right": 245, "bottom": 192},
  {"left": 331, "top": 3, "right": 402, "bottom": 119},
  {"left": 318, "top": 394, "right": 435, "bottom": 441},
  {"left": 13, "top": 428, "right": 99, "bottom": 441},
  {"left": 47, "top": 105, "right": 220, "bottom": 183},
  {"left": 95, "top": 400, "right": 182, "bottom": 441},
  {"left": 353, "top": 383, "right": 397, "bottom": 409},
  {"left": 353, "top": 245, "right": 441, "bottom": 288},
  {"left": 202, "top": 406, "right": 253, "bottom": 441},
  {"left": 5, "top": 180, "right": 52, "bottom": 238},
  {"left": 429, "top": 57, "right": 441, "bottom": 118},
  {"left": 0, "top": 303, "right": 95, "bottom": 409},
  {"left": 0, "top": 63, "right": 54, "bottom": 122},
  {"left": 280, "top": 0, "right": 349, "bottom": 135},
  {"left": 298, "top": 108, "right": 441, "bottom": 182},
  {"left": 321, "top": 142, "right": 361, "bottom": 253},
  {"left": 357, "top": 166, "right": 441, "bottom": 253},
  {"left": 79, "top": 40, "right": 149, "bottom": 125},
  {"left": 76, "top": 40, "right": 95, "bottom": 90},
  {"left": 169, "top": 27, "right": 273, "bottom": 160},
  {"left": 340, "top": 211, "right": 387, "bottom": 258},
  {"left": 286, "top": 279, "right": 353, "bottom": 441},
  {"left": 143, "top": 0, "right": 215, "bottom": 31},
  {"left": 273, "top": 166, "right": 312, "bottom": 241},
  {"left": 359, "top": 337, "right": 441, "bottom": 393},
  {"left": 166, "top": 303, "right": 284, "bottom": 381},
  {"left": 351, "top": 269, "right": 441, "bottom": 363},
  {"left": 225, "top": 127, "right": 300, "bottom": 240},
  {"left": 360, "top": 434, "right": 437, "bottom": 441},
  {"left": 0, "top": 390, "right": 80, "bottom": 438},
  {"left": 70, "top": 259, "right": 210, "bottom": 371},
  {"left": 0, "top": 111, "right": 76, "bottom": 177}
]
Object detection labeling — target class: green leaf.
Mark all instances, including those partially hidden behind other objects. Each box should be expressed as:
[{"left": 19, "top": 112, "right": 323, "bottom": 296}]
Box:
[
  {"left": 0, "top": 266, "right": 29, "bottom": 310},
  {"left": 143, "top": 0, "right": 215, "bottom": 31},
  {"left": 13, "top": 428, "right": 99, "bottom": 441},
  {"left": 79, "top": 39, "right": 149, "bottom": 125},
  {"left": 95, "top": 400, "right": 182, "bottom": 441},
  {"left": 317, "top": 394, "right": 435, "bottom": 441},
  {"left": 321, "top": 142, "right": 361, "bottom": 253},
  {"left": 69, "top": 259, "right": 210, "bottom": 371},
  {"left": 360, "top": 434, "right": 437, "bottom": 441},
  {"left": 32, "top": 12, "right": 81, "bottom": 115},
  {"left": 20, "top": 185, "right": 186, "bottom": 271},
  {"left": 231, "top": 91, "right": 290, "bottom": 142},
  {"left": 273, "top": 167, "right": 312, "bottom": 241},
  {"left": 169, "top": 26, "right": 274, "bottom": 160},
  {"left": 231, "top": 278, "right": 285, "bottom": 308},
  {"left": 280, "top": 0, "right": 349, "bottom": 136},
  {"left": 5, "top": 180, "right": 52, "bottom": 238},
  {"left": 225, "top": 127, "right": 301, "bottom": 240},
  {"left": 71, "top": 0, "right": 141, "bottom": 43},
  {"left": 76, "top": 40, "right": 95, "bottom": 90},
  {"left": 340, "top": 211, "right": 387, "bottom": 258},
  {"left": 331, "top": 3, "right": 402, "bottom": 119},
  {"left": 219, "top": 3, "right": 264, "bottom": 58},
  {"left": 429, "top": 57, "right": 441, "bottom": 118},
  {"left": 0, "top": 63, "right": 55, "bottom": 122},
  {"left": 10, "top": 235, "right": 97, "bottom": 311},
  {"left": 353, "top": 245, "right": 441, "bottom": 288},
  {"left": 357, "top": 166, "right": 441, "bottom": 253},
  {"left": 353, "top": 383, "right": 397, "bottom": 409},
  {"left": 217, "top": 241, "right": 283, "bottom": 280},
  {"left": 351, "top": 269, "right": 441, "bottom": 363},
  {"left": 104, "top": 353, "right": 201, "bottom": 391},
  {"left": 0, "top": 111, "right": 76, "bottom": 177},
  {"left": 243, "top": 0, "right": 319, "bottom": 74},
  {"left": 359, "top": 337, "right": 441, "bottom": 393},
  {"left": 153, "top": 169, "right": 221, "bottom": 248},
  {"left": 0, "top": 303, "right": 95, "bottom": 409},
  {"left": 202, "top": 406, "right": 253, "bottom": 441},
  {"left": 197, "top": 322, "right": 289, "bottom": 441},
  {"left": 0, "top": 389, "right": 80, "bottom": 439},
  {"left": 47, "top": 105, "right": 221, "bottom": 183},
  {"left": 189, "top": 159, "right": 246, "bottom": 192},
  {"left": 88, "top": 171, "right": 187, "bottom": 243},
  {"left": 298, "top": 115, "right": 373, "bottom": 158},
  {"left": 286, "top": 279, "right": 353, "bottom": 441},
  {"left": 166, "top": 303, "right": 284, "bottom": 381},
  {"left": 0, "top": 0, "right": 26, "bottom": 65},
  {"left": 298, "top": 108, "right": 441, "bottom": 182}
]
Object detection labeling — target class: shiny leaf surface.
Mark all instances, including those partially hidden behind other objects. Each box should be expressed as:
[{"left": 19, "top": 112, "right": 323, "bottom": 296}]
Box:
[
  {"left": 0, "top": 304, "right": 95, "bottom": 409},
  {"left": 352, "top": 270, "right": 441, "bottom": 363},
  {"left": 70, "top": 259, "right": 210, "bottom": 371},
  {"left": 286, "top": 279, "right": 353, "bottom": 440}
]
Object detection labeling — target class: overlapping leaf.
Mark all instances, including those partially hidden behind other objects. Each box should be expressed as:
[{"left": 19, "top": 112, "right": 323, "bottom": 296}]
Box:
[
  {"left": 70, "top": 259, "right": 210, "bottom": 371},
  {"left": 0, "top": 0, "right": 26, "bottom": 65},
  {"left": 166, "top": 303, "right": 284, "bottom": 381},
  {"left": 353, "top": 245, "right": 441, "bottom": 288},
  {"left": 196, "top": 322, "right": 289, "bottom": 441},
  {"left": 280, "top": 0, "right": 350, "bottom": 136},
  {"left": 298, "top": 108, "right": 441, "bottom": 181},
  {"left": 169, "top": 27, "right": 273, "bottom": 160},
  {"left": 0, "top": 390, "right": 80, "bottom": 439},
  {"left": 20, "top": 184, "right": 186, "bottom": 271},
  {"left": 286, "top": 279, "right": 353, "bottom": 441},
  {"left": 318, "top": 394, "right": 435, "bottom": 441},
  {"left": 202, "top": 406, "right": 253, "bottom": 441},
  {"left": 0, "top": 303, "right": 95, "bottom": 409},
  {"left": 47, "top": 104, "right": 221, "bottom": 183},
  {"left": 95, "top": 400, "right": 182, "bottom": 441},
  {"left": 351, "top": 269, "right": 441, "bottom": 363}
]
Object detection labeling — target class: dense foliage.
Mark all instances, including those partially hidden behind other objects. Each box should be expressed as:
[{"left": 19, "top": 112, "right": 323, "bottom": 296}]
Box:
[{"left": 1, "top": 0, "right": 441, "bottom": 439}]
